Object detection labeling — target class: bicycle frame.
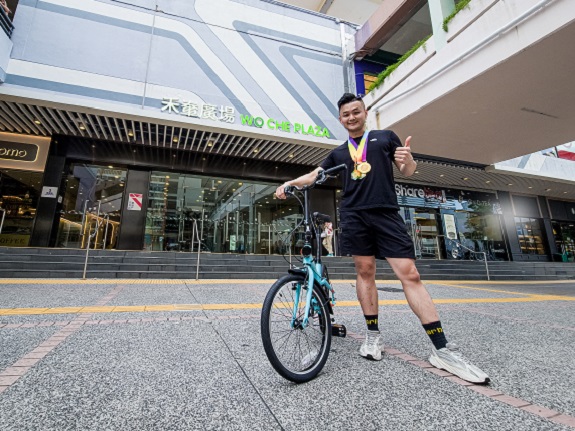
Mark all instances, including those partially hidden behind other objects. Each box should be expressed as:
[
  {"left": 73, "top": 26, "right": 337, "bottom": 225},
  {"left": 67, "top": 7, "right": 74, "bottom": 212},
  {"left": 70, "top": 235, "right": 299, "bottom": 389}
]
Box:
[{"left": 290, "top": 186, "right": 335, "bottom": 329}]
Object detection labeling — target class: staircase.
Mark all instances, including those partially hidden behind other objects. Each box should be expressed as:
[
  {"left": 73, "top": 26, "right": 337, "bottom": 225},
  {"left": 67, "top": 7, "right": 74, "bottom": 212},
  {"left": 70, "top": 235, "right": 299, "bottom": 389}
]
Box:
[{"left": 0, "top": 247, "right": 574, "bottom": 280}]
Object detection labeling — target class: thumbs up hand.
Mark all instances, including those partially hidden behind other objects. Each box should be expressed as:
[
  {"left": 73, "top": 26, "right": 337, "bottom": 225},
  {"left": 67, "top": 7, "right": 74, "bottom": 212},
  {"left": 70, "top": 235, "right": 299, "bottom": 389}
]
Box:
[{"left": 394, "top": 135, "right": 414, "bottom": 165}]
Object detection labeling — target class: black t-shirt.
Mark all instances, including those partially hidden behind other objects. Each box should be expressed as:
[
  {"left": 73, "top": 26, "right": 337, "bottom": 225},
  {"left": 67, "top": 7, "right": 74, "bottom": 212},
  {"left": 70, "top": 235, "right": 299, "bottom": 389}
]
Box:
[{"left": 320, "top": 130, "right": 402, "bottom": 212}]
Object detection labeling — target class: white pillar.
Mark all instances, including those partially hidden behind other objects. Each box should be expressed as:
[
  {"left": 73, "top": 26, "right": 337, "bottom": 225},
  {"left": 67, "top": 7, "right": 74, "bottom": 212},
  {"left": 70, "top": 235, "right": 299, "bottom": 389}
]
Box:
[{"left": 428, "top": 0, "right": 456, "bottom": 51}]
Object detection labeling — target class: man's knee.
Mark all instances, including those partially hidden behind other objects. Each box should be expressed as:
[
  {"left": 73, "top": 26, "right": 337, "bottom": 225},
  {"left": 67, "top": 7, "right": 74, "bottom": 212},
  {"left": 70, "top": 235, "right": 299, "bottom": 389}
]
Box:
[
  {"left": 401, "top": 263, "right": 421, "bottom": 285},
  {"left": 355, "top": 259, "right": 376, "bottom": 280}
]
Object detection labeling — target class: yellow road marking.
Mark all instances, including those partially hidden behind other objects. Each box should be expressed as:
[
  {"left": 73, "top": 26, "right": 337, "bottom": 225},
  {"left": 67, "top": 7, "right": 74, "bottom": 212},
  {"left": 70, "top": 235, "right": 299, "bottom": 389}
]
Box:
[
  {"left": 0, "top": 278, "right": 572, "bottom": 285},
  {"left": 0, "top": 294, "right": 573, "bottom": 316}
]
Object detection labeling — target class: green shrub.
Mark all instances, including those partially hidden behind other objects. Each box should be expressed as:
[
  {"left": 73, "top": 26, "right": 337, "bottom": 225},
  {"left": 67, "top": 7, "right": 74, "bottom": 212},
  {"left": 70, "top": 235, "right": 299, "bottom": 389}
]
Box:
[{"left": 443, "top": 0, "right": 472, "bottom": 32}]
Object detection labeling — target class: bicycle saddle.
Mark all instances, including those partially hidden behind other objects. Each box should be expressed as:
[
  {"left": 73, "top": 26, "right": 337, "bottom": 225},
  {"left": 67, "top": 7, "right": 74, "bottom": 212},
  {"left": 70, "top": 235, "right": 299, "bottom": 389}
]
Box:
[{"left": 313, "top": 212, "right": 331, "bottom": 223}]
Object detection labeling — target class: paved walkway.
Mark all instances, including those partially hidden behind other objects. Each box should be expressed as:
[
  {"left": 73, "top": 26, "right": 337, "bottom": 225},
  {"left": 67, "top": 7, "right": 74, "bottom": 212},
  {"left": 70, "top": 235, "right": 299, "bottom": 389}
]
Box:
[{"left": 0, "top": 278, "right": 574, "bottom": 430}]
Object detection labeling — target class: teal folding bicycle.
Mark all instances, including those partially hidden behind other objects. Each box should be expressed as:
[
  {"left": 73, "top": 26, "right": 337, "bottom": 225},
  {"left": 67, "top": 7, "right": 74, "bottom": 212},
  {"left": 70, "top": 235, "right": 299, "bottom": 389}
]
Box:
[{"left": 260, "top": 164, "right": 347, "bottom": 383}]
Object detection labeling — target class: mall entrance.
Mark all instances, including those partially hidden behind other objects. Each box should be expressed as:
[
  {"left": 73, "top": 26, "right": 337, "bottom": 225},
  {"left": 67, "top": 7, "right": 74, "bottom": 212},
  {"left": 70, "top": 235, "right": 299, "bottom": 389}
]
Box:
[{"left": 143, "top": 171, "right": 304, "bottom": 254}]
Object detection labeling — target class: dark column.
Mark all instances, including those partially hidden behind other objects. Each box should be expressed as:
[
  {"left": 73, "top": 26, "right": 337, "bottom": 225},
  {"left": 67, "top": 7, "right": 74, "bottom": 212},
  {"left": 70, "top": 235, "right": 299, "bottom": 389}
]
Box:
[
  {"left": 539, "top": 196, "right": 557, "bottom": 256},
  {"left": 497, "top": 192, "right": 521, "bottom": 261},
  {"left": 29, "top": 139, "right": 67, "bottom": 247},
  {"left": 116, "top": 168, "right": 150, "bottom": 250}
]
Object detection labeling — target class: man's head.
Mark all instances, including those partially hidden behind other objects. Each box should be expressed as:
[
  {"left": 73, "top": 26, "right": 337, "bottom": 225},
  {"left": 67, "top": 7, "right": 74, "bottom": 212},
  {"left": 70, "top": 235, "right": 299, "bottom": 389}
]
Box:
[{"left": 338, "top": 93, "right": 367, "bottom": 137}]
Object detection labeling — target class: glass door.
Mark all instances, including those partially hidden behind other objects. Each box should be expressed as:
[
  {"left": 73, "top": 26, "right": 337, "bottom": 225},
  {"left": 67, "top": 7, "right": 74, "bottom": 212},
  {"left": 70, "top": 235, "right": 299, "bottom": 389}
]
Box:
[
  {"left": 399, "top": 207, "right": 441, "bottom": 259},
  {"left": 0, "top": 169, "right": 43, "bottom": 247},
  {"left": 57, "top": 164, "right": 126, "bottom": 249}
]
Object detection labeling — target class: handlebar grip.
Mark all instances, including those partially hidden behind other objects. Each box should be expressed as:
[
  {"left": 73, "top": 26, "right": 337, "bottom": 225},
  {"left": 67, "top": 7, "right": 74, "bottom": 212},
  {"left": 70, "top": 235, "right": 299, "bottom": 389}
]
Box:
[
  {"left": 323, "top": 164, "right": 347, "bottom": 176},
  {"left": 284, "top": 185, "right": 295, "bottom": 195}
]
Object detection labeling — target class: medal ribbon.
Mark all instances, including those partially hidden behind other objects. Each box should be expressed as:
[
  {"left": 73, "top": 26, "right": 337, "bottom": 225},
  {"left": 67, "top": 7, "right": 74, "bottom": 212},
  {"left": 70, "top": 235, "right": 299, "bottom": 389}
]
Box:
[{"left": 348, "top": 130, "right": 370, "bottom": 163}]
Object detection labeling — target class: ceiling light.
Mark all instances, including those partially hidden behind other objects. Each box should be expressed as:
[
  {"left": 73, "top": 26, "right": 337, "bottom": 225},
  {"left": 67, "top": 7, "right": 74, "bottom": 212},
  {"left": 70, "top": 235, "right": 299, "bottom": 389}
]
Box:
[
  {"left": 173, "top": 137, "right": 178, "bottom": 143},
  {"left": 528, "top": 186, "right": 532, "bottom": 189},
  {"left": 564, "top": 191, "right": 568, "bottom": 194},
  {"left": 289, "top": 154, "right": 294, "bottom": 158},
  {"left": 207, "top": 141, "right": 214, "bottom": 147},
  {"left": 253, "top": 149, "right": 259, "bottom": 153},
  {"left": 79, "top": 125, "right": 86, "bottom": 130},
  {"left": 414, "top": 171, "right": 419, "bottom": 174},
  {"left": 545, "top": 188, "right": 551, "bottom": 191},
  {"left": 485, "top": 180, "right": 491, "bottom": 184},
  {"left": 34, "top": 120, "right": 41, "bottom": 125},
  {"left": 128, "top": 130, "right": 134, "bottom": 137},
  {"left": 508, "top": 183, "right": 513, "bottom": 186},
  {"left": 217, "top": 180, "right": 222, "bottom": 183},
  {"left": 439, "top": 174, "right": 444, "bottom": 177},
  {"left": 108, "top": 165, "right": 113, "bottom": 169},
  {"left": 463, "top": 177, "right": 469, "bottom": 181}
]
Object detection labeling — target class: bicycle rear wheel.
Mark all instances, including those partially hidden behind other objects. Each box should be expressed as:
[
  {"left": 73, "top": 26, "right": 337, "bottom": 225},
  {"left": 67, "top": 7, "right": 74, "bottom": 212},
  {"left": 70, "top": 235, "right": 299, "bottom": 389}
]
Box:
[{"left": 261, "top": 274, "right": 331, "bottom": 383}]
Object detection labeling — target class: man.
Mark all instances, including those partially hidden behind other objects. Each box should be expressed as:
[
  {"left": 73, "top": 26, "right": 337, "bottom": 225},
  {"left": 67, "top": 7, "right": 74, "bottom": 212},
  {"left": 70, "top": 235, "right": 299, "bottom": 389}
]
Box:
[{"left": 275, "top": 93, "right": 489, "bottom": 384}]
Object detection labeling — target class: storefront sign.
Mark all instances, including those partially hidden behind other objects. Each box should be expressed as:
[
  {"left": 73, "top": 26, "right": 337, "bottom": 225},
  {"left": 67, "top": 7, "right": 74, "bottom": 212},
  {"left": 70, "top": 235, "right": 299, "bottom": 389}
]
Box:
[
  {"left": 240, "top": 115, "right": 330, "bottom": 138},
  {"left": 161, "top": 98, "right": 235, "bottom": 123},
  {"left": 395, "top": 184, "right": 445, "bottom": 202},
  {"left": 127, "top": 193, "right": 143, "bottom": 211},
  {"left": 0, "top": 141, "right": 38, "bottom": 162},
  {"left": 41, "top": 186, "right": 58, "bottom": 198},
  {"left": 160, "top": 99, "right": 331, "bottom": 138},
  {"left": 0, "top": 234, "right": 30, "bottom": 247},
  {"left": 396, "top": 183, "right": 499, "bottom": 213}
]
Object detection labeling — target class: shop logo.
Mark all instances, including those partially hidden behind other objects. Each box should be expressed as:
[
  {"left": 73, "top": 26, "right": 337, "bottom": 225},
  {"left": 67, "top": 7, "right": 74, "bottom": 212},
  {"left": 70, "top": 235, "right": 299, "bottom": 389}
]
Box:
[
  {"left": 0, "top": 141, "right": 38, "bottom": 162},
  {"left": 395, "top": 184, "right": 445, "bottom": 201}
]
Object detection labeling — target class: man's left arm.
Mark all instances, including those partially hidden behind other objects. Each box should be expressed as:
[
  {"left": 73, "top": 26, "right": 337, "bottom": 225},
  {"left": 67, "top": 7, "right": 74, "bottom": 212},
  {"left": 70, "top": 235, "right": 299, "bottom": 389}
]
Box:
[{"left": 393, "top": 135, "right": 417, "bottom": 176}]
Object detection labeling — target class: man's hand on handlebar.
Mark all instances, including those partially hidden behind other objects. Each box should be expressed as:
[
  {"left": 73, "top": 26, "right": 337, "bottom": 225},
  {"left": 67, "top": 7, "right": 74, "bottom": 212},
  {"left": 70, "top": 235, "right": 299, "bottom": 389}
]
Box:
[
  {"left": 274, "top": 164, "right": 346, "bottom": 199},
  {"left": 275, "top": 183, "right": 291, "bottom": 200}
]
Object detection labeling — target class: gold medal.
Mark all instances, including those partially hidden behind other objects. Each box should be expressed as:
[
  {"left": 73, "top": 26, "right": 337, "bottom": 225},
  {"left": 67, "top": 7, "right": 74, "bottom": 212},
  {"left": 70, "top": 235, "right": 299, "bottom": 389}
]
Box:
[{"left": 357, "top": 162, "right": 371, "bottom": 174}]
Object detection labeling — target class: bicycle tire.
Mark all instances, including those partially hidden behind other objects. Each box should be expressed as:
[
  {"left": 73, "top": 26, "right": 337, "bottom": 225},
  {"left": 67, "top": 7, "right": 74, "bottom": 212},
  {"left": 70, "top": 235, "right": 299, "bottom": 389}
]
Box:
[{"left": 261, "top": 274, "right": 332, "bottom": 383}]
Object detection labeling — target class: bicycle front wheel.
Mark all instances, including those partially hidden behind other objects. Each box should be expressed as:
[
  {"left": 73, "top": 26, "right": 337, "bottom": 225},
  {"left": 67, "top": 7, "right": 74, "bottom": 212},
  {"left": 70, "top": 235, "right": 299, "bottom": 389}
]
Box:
[{"left": 261, "top": 274, "right": 332, "bottom": 383}]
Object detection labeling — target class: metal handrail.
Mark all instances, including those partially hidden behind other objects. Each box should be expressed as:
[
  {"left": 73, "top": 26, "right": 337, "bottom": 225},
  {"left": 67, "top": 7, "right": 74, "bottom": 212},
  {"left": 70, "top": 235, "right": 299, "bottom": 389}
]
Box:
[
  {"left": 82, "top": 201, "right": 102, "bottom": 279},
  {"left": 102, "top": 214, "right": 110, "bottom": 249},
  {"left": 446, "top": 237, "right": 490, "bottom": 281},
  {"left": 191, "top": 218, "right": 201, "bottom": 281},
  {"left": 0, "top": 207, "right": 5, "bottom": 234}
]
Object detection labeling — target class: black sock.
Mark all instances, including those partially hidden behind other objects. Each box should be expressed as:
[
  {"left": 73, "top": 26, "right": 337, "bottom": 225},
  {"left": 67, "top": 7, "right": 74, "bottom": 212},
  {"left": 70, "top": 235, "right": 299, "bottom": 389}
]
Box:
[
  {"left": 364, "top": 314, "right": 379, "bottom": 331},
  {"left": 423, "top": 321, "right": 448, "bottom": 350}
]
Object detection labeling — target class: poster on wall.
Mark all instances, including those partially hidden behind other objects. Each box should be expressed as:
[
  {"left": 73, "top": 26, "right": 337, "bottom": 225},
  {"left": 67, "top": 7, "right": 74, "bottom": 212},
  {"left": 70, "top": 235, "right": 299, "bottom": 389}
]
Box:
[
  {"left": 127, "top": 193, "right": 143, "bottom": 211},
  {"left": 443, "top": 214, "right": 457, "bottom": 240}
]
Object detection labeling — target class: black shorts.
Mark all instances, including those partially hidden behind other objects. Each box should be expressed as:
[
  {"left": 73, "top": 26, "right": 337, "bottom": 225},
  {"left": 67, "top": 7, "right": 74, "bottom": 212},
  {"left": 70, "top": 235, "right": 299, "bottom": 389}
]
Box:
[{"left": 339, "top": 208, "right": 415, "bottom": 260}]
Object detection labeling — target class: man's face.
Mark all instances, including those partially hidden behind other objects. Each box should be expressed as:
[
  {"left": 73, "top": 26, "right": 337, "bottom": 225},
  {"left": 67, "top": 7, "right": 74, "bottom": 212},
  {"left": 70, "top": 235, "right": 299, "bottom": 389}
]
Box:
[{"left": 339, "top": 100, "right": 367, "bottom": 136}]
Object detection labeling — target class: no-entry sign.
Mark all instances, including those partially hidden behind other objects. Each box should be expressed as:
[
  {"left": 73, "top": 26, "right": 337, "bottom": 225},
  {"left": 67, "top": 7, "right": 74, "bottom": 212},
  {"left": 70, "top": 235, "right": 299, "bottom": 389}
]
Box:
[{"left": 127, "top": 193, "right": 143, "bottom": 211}]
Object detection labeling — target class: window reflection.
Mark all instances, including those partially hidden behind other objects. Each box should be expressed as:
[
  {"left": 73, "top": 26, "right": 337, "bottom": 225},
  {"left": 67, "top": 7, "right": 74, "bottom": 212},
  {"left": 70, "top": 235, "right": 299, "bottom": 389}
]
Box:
[
  {"left": 57, "top": 164, "right": 125, "bottom": 249},
  {"left": 145, "top": 172, "right": 301, "bottom": 254}
]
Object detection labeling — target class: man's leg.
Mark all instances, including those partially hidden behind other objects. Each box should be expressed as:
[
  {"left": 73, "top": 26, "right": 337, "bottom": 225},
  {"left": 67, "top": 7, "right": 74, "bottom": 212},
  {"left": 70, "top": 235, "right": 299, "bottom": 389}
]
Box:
[
  {"left": 354, "top": 255, "right": 384, "bottom": 360},
  {"left": 385, "top": 257, "right": 438, "bottom": 324},
  {"left": 386, "top": 257, "right": 489, "bottom": 383}
]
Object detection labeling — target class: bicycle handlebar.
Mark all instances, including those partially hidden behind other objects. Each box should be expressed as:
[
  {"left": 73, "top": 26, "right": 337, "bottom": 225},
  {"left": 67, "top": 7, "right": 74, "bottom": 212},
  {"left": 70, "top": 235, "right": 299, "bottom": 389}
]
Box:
[{"left": 284, "top": 164, "right": 347, "bottom": 195}]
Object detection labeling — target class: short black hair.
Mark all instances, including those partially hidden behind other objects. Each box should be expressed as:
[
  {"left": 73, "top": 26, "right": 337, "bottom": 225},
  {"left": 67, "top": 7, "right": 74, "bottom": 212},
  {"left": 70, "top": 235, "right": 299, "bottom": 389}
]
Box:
[{"left": 337, "top": 93, "right": 364, "bottom": 111}]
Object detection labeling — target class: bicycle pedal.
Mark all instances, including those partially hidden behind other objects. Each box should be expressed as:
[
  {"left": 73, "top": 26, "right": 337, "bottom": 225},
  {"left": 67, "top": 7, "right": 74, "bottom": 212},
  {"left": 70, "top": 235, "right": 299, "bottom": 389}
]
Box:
[{"left": 331, "top": 324, "right": 347, "bottom": 338}]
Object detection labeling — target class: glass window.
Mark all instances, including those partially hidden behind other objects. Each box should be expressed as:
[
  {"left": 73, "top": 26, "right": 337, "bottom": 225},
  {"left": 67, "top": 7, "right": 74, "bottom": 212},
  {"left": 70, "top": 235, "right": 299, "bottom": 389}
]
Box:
[
  {"left": 57, "top": 164, "right": 126, "bottom": 249},
  {"left": 552, "top": 221, "right": 575, "bottom": 261},
  {"left": 0, "top": 169, "right": 43, "bottom": 247},
  {"left": 145, "top": 172, "right": 301, "bottom": 254},
  {"left": 515, "top": 217, "right": 546, "bottom": 255}
]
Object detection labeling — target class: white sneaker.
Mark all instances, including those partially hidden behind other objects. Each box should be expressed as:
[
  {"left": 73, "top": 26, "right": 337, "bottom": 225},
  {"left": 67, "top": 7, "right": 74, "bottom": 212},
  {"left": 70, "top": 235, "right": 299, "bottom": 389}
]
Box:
[
  {"left": 359, "top": 330, "right": 384, "bottom": 361},
  {"left": 429, "top": 342, "right": 490, "bottom": 384}
]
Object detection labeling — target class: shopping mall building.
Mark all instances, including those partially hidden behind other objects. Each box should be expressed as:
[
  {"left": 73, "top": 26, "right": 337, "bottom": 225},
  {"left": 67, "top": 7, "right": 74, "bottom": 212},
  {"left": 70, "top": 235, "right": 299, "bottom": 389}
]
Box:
[{"left": 0, "top": 0, "right": 574, "bottom": 263}]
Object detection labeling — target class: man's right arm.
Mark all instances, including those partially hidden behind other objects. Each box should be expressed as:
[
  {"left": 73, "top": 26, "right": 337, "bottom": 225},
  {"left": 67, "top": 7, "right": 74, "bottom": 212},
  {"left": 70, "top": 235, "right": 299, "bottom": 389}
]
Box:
[{"left": 275, "top": 167, "right": 322, "bottom": 199}]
